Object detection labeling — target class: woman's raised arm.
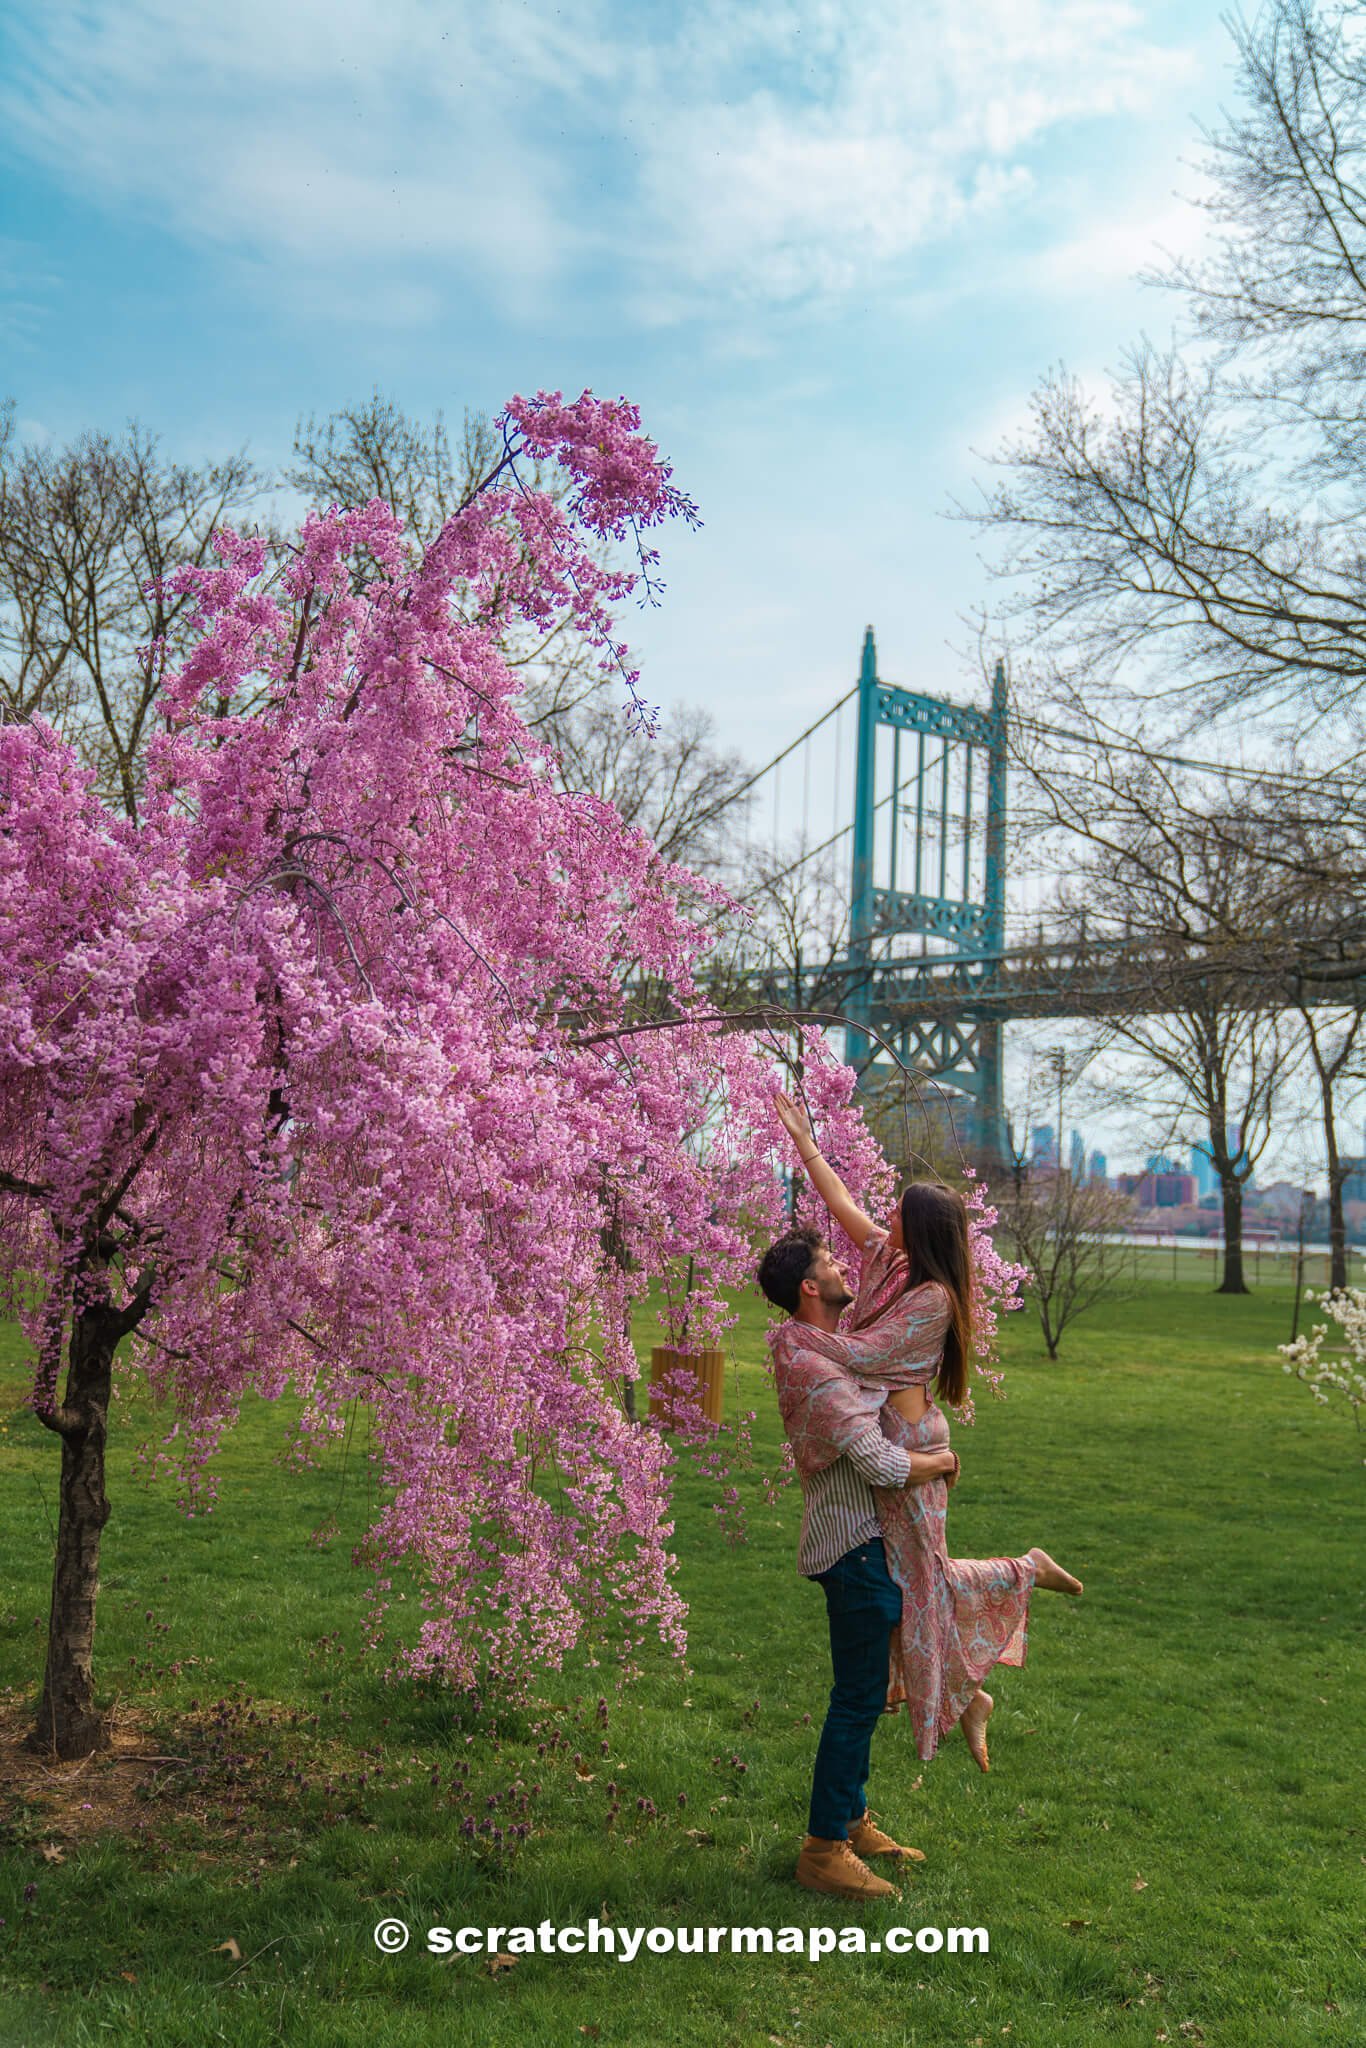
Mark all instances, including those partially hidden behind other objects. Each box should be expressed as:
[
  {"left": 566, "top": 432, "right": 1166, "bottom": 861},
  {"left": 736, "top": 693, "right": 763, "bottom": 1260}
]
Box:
[{"left": 771, "top": 1091, "right": 881, "bottom": 1247}]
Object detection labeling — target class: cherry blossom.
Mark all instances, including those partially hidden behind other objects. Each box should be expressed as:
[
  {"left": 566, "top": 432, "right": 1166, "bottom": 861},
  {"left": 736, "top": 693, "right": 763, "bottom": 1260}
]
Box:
[{"left": 0, "top": 390, "right": 1020, "bottom": 1753}]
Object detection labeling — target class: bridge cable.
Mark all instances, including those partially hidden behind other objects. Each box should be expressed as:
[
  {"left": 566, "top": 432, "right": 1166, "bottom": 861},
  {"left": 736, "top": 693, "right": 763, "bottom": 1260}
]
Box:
[{"left": 687, "top": 684, "right": 859, "bottom": 843}]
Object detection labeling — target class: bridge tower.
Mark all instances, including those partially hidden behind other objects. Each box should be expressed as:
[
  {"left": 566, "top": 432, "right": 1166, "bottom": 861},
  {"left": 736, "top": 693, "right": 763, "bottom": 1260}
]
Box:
[{"left": 845, "top": 627, "right": 1008, "bottom": 1165}]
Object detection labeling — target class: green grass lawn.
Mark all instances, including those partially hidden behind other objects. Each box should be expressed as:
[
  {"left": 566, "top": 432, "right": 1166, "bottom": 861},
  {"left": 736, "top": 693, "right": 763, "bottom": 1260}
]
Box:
[{"left": 1, "top": 1255, "right": 1362, "bottom": 2047}]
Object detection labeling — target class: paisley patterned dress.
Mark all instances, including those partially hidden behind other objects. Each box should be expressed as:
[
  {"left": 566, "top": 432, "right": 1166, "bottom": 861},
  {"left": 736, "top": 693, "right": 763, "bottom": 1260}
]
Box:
[{"left": 816, "top": 1230, "right": 1035, "bottom": 1761}]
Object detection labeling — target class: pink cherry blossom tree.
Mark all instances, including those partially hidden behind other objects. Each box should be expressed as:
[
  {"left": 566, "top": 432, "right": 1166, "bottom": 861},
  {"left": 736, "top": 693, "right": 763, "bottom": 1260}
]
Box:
[{"left": 1, "top": 389, "right": 1022, "bottom": 1761}]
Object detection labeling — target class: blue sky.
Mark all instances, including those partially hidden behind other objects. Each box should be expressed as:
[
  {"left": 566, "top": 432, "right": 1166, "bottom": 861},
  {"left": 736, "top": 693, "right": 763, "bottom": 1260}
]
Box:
[
  {"left": 8, "top": 0, "right": 1320, "bottom": 1178},
  {"left": 1, "top": 0, "right": 1235, "bottom": 744}
]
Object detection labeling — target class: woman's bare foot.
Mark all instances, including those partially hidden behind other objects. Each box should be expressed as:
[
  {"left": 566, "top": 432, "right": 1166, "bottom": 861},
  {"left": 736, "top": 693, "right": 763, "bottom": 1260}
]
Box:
[
  {"left": 1027, "top": 1547, "right": 1083, "bottom": 1597},
  {"left": 961, "top": 1688, "right": 993, "bottom": 1772}
]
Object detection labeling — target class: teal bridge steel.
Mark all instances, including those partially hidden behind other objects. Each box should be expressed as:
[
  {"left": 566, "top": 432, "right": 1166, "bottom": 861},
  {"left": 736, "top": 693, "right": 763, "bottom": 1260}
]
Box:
[
  {"left": 719, "top": 627, "right": 1365, "bottom": 1166},
  {"left": 844, "top": 626, "right": 1008, "bottom": 1159}
]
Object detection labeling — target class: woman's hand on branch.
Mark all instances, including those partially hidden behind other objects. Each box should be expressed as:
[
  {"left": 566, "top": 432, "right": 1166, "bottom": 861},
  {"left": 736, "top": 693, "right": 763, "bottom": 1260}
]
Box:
[
  {"left": 772, "top": 1090, "right": 815, "bottom": 1155},
  {"left": 772, "top": 1089, "right": 881, "bottom": 1247}
]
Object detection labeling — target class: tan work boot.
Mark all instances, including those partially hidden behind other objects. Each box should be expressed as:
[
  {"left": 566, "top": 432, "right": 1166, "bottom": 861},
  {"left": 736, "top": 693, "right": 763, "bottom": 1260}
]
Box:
[
  {"left": 848, "top": 1810, "right": 926, "bottom": 1863},
  {"left": 795, "top": 1835, "right": 900, "bottom": 1900}
]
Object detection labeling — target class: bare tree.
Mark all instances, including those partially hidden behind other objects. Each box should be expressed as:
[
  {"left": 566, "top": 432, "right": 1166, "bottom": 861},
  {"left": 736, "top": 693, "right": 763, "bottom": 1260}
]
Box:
[
  {"left": 1163, "top": 0, "right": 1366, "bottom": 498},
  {"left": 1000, "top": 1156, "right": 1136, "bottom": 1358},
  {"left": 286, "top": 391, "right": 494, "bottom": 543},
  {"left": 964, "top": 0, "right": 1366, "bottom": 740},
  {"left": 705, "top": 839, "right": 857, "bottom": 1011},
  {"left": 551, "top": 694, "right": 753, "bottom": 876},
  {"left": 1040, "top": 776, "right": 1301, "bottom": 1292},
  {"left": 0, "top": 403, "right": 260, "bottom": 816},
  {"left": 1261, "top": 805, "right": 1366, "bottom": 1287},
  {"left": 998, "top": 661, "right": 1366, "bottom": 1289}
]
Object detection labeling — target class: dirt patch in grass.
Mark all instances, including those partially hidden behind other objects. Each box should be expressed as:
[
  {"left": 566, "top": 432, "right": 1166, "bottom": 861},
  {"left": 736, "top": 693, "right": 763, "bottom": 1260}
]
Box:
[
  {"left": 0, "top": 1681, "right": 342, "bottom": 1873},
  {"left": 0, "top": 1684, "right": 180, "bottom": 1849}
]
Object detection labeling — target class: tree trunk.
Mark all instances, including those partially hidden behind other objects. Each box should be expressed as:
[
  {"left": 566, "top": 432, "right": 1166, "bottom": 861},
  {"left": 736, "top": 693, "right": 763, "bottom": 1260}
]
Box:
[
  {"left": 1217, "top": 1176, "right": 1248, "bottom": 1295},
  {"left": 1328, "top": 1169, "right": 1348, "bottom": 1295},
  {"left": 1321, "top": 1092, "right": 1348, "bottom": 1295},
  {"left": 28, "top": 1308, "right": 118, "bottom": 1759}
]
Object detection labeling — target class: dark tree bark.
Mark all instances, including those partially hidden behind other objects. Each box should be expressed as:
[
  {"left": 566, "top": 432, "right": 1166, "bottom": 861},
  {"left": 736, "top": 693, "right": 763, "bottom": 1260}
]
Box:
[
  {"left": 29, "top": 1303, "right": 121, "bottom": 1758},
  {"left": 1294, "top": 999, "right": 1363, "bottom": 1292},
  {"left": 1217, "top": 1173, "right": 1248, "bottom": 1297}
]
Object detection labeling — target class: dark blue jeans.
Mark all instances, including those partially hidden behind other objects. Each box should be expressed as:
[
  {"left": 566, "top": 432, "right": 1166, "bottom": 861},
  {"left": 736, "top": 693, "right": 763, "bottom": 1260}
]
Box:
[{"left": 807, "top": 1536, "right": 902, "bottom": 1840}]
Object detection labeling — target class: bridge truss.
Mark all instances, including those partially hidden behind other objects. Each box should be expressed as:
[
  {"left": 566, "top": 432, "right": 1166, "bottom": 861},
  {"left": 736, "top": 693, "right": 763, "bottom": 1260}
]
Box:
[{"left": 844, "top": 625, "right": 1008, "bottom": 1158}]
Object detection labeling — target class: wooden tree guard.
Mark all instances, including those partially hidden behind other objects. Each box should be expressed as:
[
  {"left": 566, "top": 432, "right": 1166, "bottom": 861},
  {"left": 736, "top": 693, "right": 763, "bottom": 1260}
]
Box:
[{"left": 648, "top": 1347, "right": 725, "bottom": 1430}]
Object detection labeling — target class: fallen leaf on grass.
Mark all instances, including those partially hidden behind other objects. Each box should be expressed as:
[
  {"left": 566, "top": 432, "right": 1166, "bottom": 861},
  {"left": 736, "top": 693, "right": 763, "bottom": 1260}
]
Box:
[
  {"left": 579, "top": 2028, "right": 601, "bottom": 2039},
  {"left": 39, "top": 1844, "right": 65, "bottom": 1864},
  {"left": 683, "top": 1829, "right": 715, "bottom": 1845},
  {"left": 487, "top": 1953, "right": 517, "bottom": 1977},
  {"left": 212, "top": 1940, "right": 242, "bottom": 1961},
  {"left": 910, "top": 1776, "right": 923, "bottom": 1791},
  {"left": 1132, "top": 1877, "right": 1149, "bottom": 1892},
  {"left": 119, "top": 1972, "right": 137, "bottom": 1983},
  {"left": 573, "top": 1765, "right": 595, "bottom": 1782},
  {"left": 1063, "top": 1919, "right": 1091, "bottom": 1932},
  {"left": 1178, "top": 2026, "right": 1205, "bottom": 2042}
]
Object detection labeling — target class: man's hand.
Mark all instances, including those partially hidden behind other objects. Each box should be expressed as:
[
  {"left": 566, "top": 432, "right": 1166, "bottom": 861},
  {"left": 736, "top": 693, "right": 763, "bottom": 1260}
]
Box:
[{"left": 904, "top": 1448, "right": 959, "bottom": 1490}]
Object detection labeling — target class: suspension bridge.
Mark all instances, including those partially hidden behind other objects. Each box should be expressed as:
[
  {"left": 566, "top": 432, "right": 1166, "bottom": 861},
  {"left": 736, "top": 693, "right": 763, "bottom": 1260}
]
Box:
[{"left": 711, "top": 626, "right": 1362, "bottom": 1166}]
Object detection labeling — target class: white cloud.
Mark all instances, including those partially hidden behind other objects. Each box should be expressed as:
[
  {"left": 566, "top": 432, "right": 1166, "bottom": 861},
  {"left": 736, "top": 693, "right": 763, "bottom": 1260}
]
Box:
[
  {"left": 0, "top": 0, "right": 1202, "bottom": 326},
  {"left": 1034, "top": 189, "right": 1215, "bottom": 294}
]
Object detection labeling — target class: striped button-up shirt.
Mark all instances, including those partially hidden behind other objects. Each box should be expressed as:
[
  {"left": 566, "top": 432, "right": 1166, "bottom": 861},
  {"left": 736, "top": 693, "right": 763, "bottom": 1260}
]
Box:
[
  {"left": 797, "top": 1423, "right": 911, "bottom": 1577},
  {"left": 792, "top": 1225, "right": 912, "bottom": 1577}
]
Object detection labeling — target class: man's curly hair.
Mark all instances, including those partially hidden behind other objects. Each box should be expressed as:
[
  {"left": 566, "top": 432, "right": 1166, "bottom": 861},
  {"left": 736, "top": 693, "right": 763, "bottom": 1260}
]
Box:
[{"left": 756, "top": 1225, "right": 824, "bottom": 1315}]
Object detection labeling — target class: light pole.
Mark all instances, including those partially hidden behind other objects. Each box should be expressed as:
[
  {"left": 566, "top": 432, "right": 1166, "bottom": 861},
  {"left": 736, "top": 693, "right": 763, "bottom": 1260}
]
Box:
[{"left": 1046, "top": 1046, "right": 1067, "bottom": 1176}]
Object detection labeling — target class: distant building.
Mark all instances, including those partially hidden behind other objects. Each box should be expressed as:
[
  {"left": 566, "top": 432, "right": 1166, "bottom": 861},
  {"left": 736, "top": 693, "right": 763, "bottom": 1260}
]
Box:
[
  {"left": 1338, "top": 1156, "right": 1366, "bottom": 1204},
  {"left": 1088, "top": 1148, "right": 1108, "bottom": 1181},
  {"left": 1030, "top": 1124, "right": 1057, "bottom": 1168},
  {"left": 1134, "top": 1171, "right": 1197, "bottom": 1208},
  {"left": 1069, "top": 1130, "right": 1085, "bottom": 1177},
  {"left": 1146, "top": 1152, "right": 1181, "bottom": 1176},
  {"left": 1250, "top": 1181, "right": 1310, "bottom": 1227},
  {"left": 1192, "top": 1143, "right": 1217, "bottom": 1199}
]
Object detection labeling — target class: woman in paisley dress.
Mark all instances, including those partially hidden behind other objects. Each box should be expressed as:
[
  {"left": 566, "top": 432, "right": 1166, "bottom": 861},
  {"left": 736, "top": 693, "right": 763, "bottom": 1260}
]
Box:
[{"left": 772, "top": 1091, "right": 1083, "bottom": 1769}]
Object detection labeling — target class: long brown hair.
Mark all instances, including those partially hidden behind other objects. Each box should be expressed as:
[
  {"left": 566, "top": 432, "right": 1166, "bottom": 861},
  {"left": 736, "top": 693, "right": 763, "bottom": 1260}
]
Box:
[{"left": 899, "top": 1181, "right": 974, "bottom": 1407}]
